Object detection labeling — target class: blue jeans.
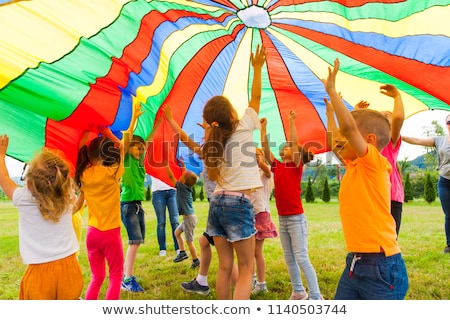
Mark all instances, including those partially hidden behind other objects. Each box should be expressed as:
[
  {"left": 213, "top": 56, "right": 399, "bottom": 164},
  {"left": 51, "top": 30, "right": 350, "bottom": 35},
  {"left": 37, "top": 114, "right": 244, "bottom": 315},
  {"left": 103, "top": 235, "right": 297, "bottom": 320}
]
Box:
[
  {"left": 335, "top": 252, "right": 409, "bottom": 300},
  {"left": 438, "top": 176, "right": 450, "bottom": 246},
  {"left": 152, "top": 189, "right": 179, "bottom": 251},
  {"left": 278, "top": 214, "right": 321, "bottom": 299}
]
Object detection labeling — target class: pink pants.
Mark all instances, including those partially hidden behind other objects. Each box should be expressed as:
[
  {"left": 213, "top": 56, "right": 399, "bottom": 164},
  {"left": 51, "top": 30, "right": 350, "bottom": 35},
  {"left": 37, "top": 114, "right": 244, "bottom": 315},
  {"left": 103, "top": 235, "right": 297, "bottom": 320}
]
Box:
[{"left": 85, "top": 226, "right": 124, "bottom": 300}]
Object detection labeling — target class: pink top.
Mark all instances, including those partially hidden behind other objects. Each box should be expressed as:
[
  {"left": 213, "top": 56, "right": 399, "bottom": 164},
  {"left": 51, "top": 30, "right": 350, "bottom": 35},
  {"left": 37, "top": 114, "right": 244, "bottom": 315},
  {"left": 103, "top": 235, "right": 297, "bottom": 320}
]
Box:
[{"left": 381, "top": 138, "right": 404, "bottom": 203}]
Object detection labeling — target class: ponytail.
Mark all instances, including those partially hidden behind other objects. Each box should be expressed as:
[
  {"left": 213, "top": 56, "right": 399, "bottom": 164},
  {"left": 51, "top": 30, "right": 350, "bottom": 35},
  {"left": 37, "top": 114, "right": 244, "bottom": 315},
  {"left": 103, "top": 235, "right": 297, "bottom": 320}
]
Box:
[
  {"left": 75, "top": 145, "right": 89, "bottom": 187},
  {"left": 201, "top": 96, "right": 238, "bottom": 183}
]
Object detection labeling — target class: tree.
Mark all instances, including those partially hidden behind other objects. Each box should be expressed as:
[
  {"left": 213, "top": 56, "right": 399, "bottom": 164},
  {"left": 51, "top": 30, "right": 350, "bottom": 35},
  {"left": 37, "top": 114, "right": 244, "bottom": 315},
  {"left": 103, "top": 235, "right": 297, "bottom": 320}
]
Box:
[
  {"left": 305, "top": 175, "right": 315, "bottom": 203},
  {"left": 421, "top": 120, "right": 444, "bottom": 171},
  {"left": 199, "top": 186, "right": 204, "bottom": 202},
  {"left": 146, "top": 185, "right": 151, "bottom": 201},
  {"left": 404, "top": 173, "right": 413, "bottom": 202},
  {"left": 321, "top": 176, "right": 330, "bottom": 203},
  {"left": 399, "top": 157, "right": 410, "bottom": 177},
  {"left": 424, "top": 173, "right": 436, "bottom": 204}
]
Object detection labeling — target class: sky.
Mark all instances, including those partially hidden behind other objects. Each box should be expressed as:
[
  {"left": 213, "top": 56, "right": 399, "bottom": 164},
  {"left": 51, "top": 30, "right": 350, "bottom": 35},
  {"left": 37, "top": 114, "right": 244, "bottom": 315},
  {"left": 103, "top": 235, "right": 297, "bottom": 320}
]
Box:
[{"left": 4, "top": 109, "right": 449, "bottom": 178}]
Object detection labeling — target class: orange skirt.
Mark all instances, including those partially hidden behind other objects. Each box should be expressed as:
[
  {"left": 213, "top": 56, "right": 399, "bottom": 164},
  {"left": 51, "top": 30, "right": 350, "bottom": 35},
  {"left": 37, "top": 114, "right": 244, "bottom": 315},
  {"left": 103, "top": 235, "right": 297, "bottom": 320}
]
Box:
[{"left": 19, "top": 253, "right": 83, "bottom": 300}]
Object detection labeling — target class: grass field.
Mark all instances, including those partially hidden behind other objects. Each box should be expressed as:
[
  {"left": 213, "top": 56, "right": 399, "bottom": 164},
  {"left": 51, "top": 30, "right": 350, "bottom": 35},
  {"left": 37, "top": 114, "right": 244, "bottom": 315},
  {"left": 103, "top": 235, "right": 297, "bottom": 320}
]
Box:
[{"left": 0, "top": 199, "right": 448, "bottom": 300}]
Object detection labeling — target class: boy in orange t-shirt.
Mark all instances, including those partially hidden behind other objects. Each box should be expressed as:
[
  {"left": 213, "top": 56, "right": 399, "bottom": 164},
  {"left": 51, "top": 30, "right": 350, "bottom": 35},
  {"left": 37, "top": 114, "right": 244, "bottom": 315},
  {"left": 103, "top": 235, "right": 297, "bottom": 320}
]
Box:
[{"left": 323, "top": 58, "right": 408, "bottom": 300}]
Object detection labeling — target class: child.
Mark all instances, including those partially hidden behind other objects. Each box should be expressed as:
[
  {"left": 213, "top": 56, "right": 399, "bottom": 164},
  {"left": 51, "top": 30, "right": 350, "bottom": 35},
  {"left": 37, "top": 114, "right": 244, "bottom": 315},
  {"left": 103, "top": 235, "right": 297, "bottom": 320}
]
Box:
[
  {"left": 251, "top": 148, "right": 278, "bottom": 295},
  {"left": 260, "top": 111, "right": 322, "bottom": 300},
  {"left": 121, "top": 102, "right": 160, "bottom": 293},
  {"left": 201, "top": 44, "right": 266, "bottom": 300},
  {"left": 166, "top": 158, "right": 199, "bottom": 268},
  {"left": 163, "top": 104, "right": 238, "bottom": 295},
  {"left": 0, "top": 135, "right": 83, "bottom": 299},
  {"left": 74, "top": 125, "right": 128, "bottom": 300},
  {"left": 323, "top": 58, "right": 408, "bottom": 299}
]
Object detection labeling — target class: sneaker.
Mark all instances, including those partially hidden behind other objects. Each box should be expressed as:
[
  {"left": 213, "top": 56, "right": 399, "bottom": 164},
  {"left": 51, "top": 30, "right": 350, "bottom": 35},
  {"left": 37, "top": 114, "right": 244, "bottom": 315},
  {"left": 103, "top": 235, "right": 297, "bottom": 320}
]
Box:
[
  {"left": 290, "top": 291, "right": 309, "bottom": 300},
  {"left": 191, "top": 259, "right": 200, "bottom": 268},
  {"left": 173, "top": 251, "right": 188, "bottom": 263},
  {"left": 309, "top": 294, "right": 325, "bottom": 300},
  {"left": 444, "top": 246, "right": 450, "bottom": 254},
  {"left": 180, "top": 279, "right": 210, "bottom": 295},
  {"left": 251, "top": 283, "right": 268, "bottom": 295},
  {"left": 121, "top": 276, "right": 144, "bottom": 292},
  {"left": 159, "top": 250, "right": 166, "bottom": 257}
]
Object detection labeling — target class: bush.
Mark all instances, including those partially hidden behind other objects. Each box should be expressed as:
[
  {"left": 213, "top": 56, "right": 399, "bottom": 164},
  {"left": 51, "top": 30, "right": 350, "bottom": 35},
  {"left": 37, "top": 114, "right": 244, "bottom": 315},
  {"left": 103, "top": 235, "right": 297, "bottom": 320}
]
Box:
[
  {"left": 424, "top": 173, "right": 436, "bottom": 204},
  {"left": 321, "top": 176, "right": 330, "bottom": 203},
  {"left": 404, "top": 173, "right": 413, "bottom": 202},
  {"left": 305, "top": 176, "right": 315, "bottom": 203}
]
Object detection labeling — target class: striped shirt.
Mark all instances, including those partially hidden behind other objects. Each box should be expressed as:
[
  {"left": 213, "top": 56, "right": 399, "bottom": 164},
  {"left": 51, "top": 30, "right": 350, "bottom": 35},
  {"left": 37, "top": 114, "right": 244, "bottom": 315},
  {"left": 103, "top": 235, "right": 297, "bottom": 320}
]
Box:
[{"left": 214, "top": 107, "right": 263, "bottom": 192}]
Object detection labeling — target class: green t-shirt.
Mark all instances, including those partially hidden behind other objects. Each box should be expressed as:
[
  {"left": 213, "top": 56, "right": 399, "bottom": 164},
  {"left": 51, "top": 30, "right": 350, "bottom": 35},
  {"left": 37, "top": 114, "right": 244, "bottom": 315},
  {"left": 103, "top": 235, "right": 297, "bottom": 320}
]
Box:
[{"left": 120, "top": 153, "right": 146, "bottom": 201}]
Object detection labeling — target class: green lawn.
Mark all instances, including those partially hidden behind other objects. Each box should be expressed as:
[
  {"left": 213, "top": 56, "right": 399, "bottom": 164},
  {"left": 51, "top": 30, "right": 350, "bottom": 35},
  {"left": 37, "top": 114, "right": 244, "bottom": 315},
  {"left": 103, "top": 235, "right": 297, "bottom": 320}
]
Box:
[{"left": 0, "top": 199, "right": 448, "bottom": 300}]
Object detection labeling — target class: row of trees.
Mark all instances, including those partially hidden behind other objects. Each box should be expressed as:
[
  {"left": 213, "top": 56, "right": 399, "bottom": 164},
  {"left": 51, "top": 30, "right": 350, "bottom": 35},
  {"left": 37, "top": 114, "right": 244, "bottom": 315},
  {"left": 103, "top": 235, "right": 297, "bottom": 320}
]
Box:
[
  {"left": 302, "top": 120, "right": 444, "bottom": 204},
  {"left": 302, "top": 169, "right": 438, "bottom": 204}
]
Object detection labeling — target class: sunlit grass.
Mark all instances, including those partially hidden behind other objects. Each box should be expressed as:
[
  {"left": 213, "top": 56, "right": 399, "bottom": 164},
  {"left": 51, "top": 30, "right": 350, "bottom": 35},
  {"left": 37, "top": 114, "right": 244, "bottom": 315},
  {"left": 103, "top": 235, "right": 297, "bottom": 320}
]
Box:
[{"left": 0, "top": 199, "right": 448, "bottom": 300}]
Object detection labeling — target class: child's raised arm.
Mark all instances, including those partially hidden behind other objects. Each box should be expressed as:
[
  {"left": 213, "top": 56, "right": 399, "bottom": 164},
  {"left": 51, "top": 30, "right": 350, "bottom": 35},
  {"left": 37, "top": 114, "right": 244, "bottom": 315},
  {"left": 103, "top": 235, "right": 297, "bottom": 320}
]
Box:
[
  {"left": 146, "top": 112, "right": 163, "bottom": 144},
  {"left": 288, "top": 110, "right": 301, "bottom": 167},
  {"left": 123, "top": 99, "right": 145, "bottom": 154},
  {"left": 325, "top": 98, "right": 344, "bottom": 164},
  {"left": 99, "top": 126, "right": 124, "bottom": 164},
  {"left": 322, "top": 59, "right": 367, "bottom": 157},
  {"left": 260, "top": 118, "right": 275, "bottom": 165},
  {"left": 256, "top": 151, "right": 271, "bottom": 178},
  {"left": 163, "top": 158, "right": 177, "bottom": 187},
  {"left": 163, "top": 104, "right": 201, "bottom": 156},
  {"left": 248, "top": 44, "right": 266, "bottom": 114},
  {"left": 380, "top": 84, "right": 404, "bottom": 147},
  {"left": 0, "top": 135, "right": 17, "bottom": 199}
]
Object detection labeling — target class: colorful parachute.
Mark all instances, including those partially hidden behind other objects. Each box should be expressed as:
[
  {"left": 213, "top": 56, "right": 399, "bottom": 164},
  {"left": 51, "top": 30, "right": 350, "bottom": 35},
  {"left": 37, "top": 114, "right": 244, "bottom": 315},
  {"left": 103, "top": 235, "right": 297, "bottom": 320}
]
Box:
[{"left": 1, "top": 0, "right": 449, "bottom": 184}]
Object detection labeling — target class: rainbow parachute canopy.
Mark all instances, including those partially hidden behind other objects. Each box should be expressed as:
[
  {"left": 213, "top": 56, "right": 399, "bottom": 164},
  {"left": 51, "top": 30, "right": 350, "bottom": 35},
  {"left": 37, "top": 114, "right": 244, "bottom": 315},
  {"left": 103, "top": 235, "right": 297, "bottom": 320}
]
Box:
[{"left": 1, "top": 0, "right": 449, "bottom": 183}]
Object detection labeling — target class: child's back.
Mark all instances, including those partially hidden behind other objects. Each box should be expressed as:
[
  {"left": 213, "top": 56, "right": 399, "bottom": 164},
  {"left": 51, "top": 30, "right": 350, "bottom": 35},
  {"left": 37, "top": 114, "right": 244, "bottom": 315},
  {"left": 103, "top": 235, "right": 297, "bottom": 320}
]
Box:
[
  {"left": 75, "top": 131, "right": 125, "bottom": 300},
  {"left": 0, "top": 137, "right": 83, "bottom": 300}
]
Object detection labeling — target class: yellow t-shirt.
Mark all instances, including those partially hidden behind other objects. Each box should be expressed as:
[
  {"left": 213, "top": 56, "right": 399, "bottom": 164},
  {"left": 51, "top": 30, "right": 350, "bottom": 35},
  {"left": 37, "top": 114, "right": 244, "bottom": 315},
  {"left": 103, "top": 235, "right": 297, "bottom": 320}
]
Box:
[
  {"left": 81, "top": 164, "right": 124, "bottom": 231},
  {"left": 339, "top": 144, "right": 400, "bottom": 256}
]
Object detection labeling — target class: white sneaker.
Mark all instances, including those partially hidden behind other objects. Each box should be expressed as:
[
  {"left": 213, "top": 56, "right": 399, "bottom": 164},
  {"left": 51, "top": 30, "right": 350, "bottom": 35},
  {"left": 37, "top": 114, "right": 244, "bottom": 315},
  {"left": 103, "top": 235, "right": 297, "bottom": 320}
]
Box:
[
  {"left": 290, "top": 291, "right": 309, "bottom": 300},
  {"left": 252, "top": 283, "right": 268, "bottom": 295},
  {"left": 252, "top": 274, "right": 257, "bottom": 289},
  {"left": 159, "top": 250, "right": 166, "bottom": 257}
]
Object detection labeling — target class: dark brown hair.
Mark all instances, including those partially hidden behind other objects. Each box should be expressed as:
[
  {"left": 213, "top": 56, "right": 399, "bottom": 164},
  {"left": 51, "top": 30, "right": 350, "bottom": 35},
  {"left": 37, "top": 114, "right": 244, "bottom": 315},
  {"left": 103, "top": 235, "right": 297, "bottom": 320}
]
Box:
[
  {"left": 74, "top": 136, "right": 120, "bottom": 187},
  {"left": 201, "top": 96, "right": 238, "bottom": 182}
]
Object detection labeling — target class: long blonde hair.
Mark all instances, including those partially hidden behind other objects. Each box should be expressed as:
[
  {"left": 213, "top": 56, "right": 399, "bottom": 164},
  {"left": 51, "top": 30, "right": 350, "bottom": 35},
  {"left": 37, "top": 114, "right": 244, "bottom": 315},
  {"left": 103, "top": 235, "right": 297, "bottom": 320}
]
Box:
[
  {"left": 26, "top": 149, "right": 74, "bottom": 222},
  {"left": 201, "top": 96, "right": 238, "bottom": 182}
]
